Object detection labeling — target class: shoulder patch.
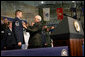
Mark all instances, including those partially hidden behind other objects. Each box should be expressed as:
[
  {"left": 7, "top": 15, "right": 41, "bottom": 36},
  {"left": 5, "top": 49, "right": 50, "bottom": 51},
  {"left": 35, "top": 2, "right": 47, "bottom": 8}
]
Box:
[{"left": 15, "top": 21, "right": 19, "bottom": 26}]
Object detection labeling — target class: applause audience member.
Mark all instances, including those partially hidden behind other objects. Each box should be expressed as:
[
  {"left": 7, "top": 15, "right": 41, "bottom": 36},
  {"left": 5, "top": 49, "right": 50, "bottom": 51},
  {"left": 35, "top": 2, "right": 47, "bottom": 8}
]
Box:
[
  {"left": 4, "top": 22, "right": 17, "bottom": 50},
  {"left": 42, "top": 26, "right": 54, "bottom": 47}
]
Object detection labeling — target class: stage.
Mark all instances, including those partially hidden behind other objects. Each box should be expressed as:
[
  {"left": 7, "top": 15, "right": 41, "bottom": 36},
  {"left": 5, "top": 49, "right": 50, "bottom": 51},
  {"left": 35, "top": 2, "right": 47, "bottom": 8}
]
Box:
[
  {"left": 1, "top": 46, "right": 68, "bottom": 56},
  {"left": 82, "top": 45, "right": 84, "bottom": 56}
]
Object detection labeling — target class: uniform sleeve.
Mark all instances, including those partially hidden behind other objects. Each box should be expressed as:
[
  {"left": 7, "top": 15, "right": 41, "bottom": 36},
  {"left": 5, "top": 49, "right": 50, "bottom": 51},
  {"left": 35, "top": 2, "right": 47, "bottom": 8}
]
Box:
[{"left": 12, "top": 20, "right": 21, "bottom": 42}]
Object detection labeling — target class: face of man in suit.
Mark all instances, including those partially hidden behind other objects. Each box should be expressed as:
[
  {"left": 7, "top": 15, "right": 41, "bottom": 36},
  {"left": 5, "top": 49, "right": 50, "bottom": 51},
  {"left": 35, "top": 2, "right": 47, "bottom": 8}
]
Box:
[
  {"left": 34, "top": 17, "right": 39, "bottom": 23},
  {"left": 8, "top": 22, "right": 12, "bottom": 29},
  {"left": 34, "top": 15, "right": 42, "bottom": 23}
]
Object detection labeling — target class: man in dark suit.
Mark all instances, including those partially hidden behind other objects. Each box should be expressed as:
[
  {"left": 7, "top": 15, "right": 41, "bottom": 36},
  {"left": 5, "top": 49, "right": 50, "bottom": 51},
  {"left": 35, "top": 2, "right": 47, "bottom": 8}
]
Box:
[
  {"left": 4, "top": 22, "right": 17, "bottom": 50},
  {"left": 42, "top": 26, "right": 54, "bottom": 47},
  {"left": 23, "top": 15, "right": 43, "bottom": 48},
  {"left": 12, "top": 10, "right": 25, "bottom": 49},
  {"left": 1, "top": 18, "right": 8, "bottom": 50}
]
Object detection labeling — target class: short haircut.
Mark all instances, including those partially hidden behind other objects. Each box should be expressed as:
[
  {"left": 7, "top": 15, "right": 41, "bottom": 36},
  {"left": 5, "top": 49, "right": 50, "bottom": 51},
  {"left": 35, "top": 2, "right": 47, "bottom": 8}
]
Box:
[
  {"left": 15, "top": 10, "right": 22, "bottom": 15},
  {"left": 8, "top": 21, "right": 12, "bottom": 25}
]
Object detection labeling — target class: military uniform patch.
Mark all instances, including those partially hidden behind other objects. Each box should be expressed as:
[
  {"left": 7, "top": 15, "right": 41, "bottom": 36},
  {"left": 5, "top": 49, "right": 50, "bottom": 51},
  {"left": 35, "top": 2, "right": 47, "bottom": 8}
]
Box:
[
  {"left": 15, "top": 21, "right": 19, "bottom": 26},
  {"left": 8, "top": 33, "right": 11, "bottom": 36},
  {"left": 1, "top": 31, "right": 4, "bottom": 33}
]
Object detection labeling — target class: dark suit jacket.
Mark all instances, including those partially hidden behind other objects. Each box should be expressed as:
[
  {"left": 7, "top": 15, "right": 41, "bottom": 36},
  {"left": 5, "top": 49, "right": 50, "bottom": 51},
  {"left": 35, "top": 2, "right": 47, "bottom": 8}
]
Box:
[
  {"left": 1, "top": 24, "right": 8, "bottom": 50},
  {"left": 4, "top": 28, "right": 17, "bottom": 48},
  {"left": 1, "top": 24, "right": 8, "bottom": 40},
  {"left": 12, "top": 17, "right": 25, "bottom": 44},
  {"left": 26, "top": 22, "right": 43, "bottom": 48}
]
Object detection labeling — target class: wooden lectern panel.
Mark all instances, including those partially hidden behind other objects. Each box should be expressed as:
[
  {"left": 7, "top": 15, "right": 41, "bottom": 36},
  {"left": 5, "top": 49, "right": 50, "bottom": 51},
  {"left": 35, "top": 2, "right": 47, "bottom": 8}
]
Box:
[{"left": 69, "top": 39, "right": 83, "bottom": 56}]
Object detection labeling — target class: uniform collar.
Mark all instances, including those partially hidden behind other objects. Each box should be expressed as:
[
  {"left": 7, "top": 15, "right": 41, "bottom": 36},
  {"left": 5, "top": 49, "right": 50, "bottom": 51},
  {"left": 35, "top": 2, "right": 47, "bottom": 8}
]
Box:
[
  {"left": 15, "top": 17, "right": 21, "bottom": 20},
  {"left": 9, "top": 28, "right": 12, "bottom": 32}
]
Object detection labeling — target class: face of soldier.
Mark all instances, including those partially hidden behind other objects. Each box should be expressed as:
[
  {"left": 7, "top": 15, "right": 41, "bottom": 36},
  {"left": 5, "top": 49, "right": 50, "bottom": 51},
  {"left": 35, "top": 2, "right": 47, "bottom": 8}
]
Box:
[
  {"left": 19, "top": 12, "right": 23, "bottom": 18},
  {"left": 17, "top": 12, "right": 23, "bottom": 18}
]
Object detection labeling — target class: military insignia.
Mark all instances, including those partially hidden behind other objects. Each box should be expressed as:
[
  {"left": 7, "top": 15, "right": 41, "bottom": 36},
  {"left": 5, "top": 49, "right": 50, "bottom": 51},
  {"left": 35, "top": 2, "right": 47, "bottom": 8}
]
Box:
[
  {"left": 15, "top": 21, "right": 19, "bottom": 26},
  {"left": 73, "top": 20, "right": 80, "bottom": 32},
  {"left": 8, "top": 33, "right": 11, "bottom": 35},
  {"left": 61, "top": 49, "right": 68, "bottom": 56},
  {"left": 1, "top": 31, "right": 4, "bottom": 33}
]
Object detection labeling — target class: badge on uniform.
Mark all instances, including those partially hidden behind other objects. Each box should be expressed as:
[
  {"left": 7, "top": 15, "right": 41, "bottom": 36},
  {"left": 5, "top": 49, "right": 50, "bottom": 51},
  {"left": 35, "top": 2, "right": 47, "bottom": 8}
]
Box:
[
  {"left": 1, "top": 31, "right": 4, "bottom": 33},
  {"left": 15, "top": 21, "right": 19, "bottom": 26},
  {"left": 8, "top": 33, "right": 11, "bottom": 36}
]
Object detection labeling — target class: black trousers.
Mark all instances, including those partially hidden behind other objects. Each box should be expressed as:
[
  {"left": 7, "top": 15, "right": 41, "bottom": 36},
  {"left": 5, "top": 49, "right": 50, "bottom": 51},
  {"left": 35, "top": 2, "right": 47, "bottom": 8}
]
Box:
[{"left": 6, "top": 45, "right": 21, "bottom": 50}]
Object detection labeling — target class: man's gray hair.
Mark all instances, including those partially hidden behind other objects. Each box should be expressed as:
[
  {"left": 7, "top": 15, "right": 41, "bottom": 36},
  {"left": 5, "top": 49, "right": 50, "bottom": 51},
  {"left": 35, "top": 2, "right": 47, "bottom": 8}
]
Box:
[{"left": 35, "top": 15, "right": 42, "bottom": 21}]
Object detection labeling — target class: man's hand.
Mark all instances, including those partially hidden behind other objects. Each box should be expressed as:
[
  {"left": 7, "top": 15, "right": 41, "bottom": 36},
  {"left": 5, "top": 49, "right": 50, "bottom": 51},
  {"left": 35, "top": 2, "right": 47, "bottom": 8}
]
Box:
[
  {"left": 23, "top": 24, "right": 27, "bottom": 29},
  {"left": 18, "top": 42, "right": 22, "bottom": 47},
  {"left": 45, "top": 43, "right": 48, "bottom": 46},
  {"left": 47, "top": 28, "right": 50, "bottom": 31},
  {"left": 51, "top": 26, "right": 55, "bottom": 29},
  {"left": 31, "top": 22, "right": 35, "bottom": 26},
  {"left": 43, "top": 26, "right": 47, "bottom": 29}
]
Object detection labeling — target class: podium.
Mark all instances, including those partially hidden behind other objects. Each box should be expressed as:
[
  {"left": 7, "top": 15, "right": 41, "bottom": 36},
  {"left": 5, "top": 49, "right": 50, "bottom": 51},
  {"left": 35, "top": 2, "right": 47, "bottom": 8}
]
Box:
[{"left": 51, "top": 16, "right": 84, "bottom": 56}]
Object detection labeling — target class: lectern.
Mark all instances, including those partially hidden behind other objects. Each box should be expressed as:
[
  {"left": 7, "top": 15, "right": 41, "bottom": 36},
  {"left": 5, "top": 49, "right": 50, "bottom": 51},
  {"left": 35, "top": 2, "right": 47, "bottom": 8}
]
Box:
[{"left": 51, "top": 16, "right": 84, "bottom": 56}]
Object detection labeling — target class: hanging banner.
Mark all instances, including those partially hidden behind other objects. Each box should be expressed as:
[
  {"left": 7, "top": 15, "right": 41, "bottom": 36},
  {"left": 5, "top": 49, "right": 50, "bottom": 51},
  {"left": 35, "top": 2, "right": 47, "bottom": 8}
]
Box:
[
  {"left": 43, "top": 8, "right": 50, "bottom": 21},
  {"left": 57, "top": 8, "right": 63, "bottom": 20}
]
